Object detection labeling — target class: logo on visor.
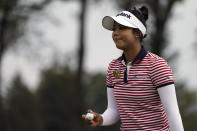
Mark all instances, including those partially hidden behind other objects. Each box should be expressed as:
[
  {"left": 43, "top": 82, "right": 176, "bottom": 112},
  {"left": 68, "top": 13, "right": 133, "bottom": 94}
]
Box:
[{"left": 116, "top": 12, "right": 131, "bottom": 19}]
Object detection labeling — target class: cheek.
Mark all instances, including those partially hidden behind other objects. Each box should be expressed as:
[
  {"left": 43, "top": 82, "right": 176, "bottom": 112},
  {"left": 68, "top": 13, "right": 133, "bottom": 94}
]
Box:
[
  {"left": 121, "top": 33, "right": 132, "bottom": 41},
  {"left": 124, "top": 31, "right": 136, "bottom": 42}
]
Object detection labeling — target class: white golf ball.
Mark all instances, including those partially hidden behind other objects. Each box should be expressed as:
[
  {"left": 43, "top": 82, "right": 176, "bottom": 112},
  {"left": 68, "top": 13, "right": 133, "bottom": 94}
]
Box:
[{"left": 86, "top": 113, "right": 94, "bottom": 120}]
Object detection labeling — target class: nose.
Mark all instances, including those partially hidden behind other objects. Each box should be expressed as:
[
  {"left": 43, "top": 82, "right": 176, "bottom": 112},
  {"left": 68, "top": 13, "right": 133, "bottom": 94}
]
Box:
[
  {"left": 112, "top": 30, "right": 120, "bottom": 41},
  {"left": 113, "top": 28, "right": 119, "bottom": 36},
  {"left": 113, "top": 26, "right": 119, "bottom": 32}
]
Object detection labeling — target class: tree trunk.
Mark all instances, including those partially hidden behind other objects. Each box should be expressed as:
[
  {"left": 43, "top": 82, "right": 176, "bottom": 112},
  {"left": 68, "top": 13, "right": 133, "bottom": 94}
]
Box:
[
  {"left": 74, "top": 0, "right": 87, "bottom": 130},
  {"left": 0, "top": 0, "right": 18, "bottom": 129},
  {"left": 148, "top": 0, "right": 177, "bottom": 56}
]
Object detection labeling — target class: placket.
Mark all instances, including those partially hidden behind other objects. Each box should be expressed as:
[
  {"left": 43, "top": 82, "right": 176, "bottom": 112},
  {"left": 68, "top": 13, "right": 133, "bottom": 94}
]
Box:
[{"left": 123, "top": 62, "right": 132, "bottom": 83}]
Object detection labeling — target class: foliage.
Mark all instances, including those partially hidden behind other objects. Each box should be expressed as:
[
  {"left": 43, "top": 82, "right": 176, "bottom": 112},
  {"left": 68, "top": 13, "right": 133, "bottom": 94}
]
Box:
[
  {"left": 176, "top": 82, "right": 197, "bottom": 130},
  {"left": 5, "top": 74, "right": 42, "bottom": 131},
  {"left": 0, "top": 95, "right": 6, "bottom": 131},
  {"left": 36, "top": 64, "right": 120, "bottom": 131},
  {"left": 0, "top": 0, "right": 55, "bottom": 52},
  {"left": 0, "top": 63, "right": 196, "bottom": 131},
  {"left": 2, "top": 66, "right": 197, "bottom": 131},
  {"left": 37, "top": 65, "right": 76, "bottom": 131}
]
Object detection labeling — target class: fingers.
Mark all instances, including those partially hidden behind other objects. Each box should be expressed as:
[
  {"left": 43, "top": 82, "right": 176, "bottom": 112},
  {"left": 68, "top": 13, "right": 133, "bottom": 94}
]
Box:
[
  {"left": 82, "top": 115, "right": 96, "bottom": 126},
  {"left": 82, "top": 109, "right": 94, "bottom": 122},
  {"left": 88, "top": 109, "right": 97, "bottom": 117},
  {"left": 88, "top": 109, "right": 93, "bottom": 113},
  {"left": 82, "top": 114, "right": 86, "bottom": 119},
  {"left": 89, "top": 120, "right": 98, "bottom": 127},
  {"left": 82, "top": 109, "right": 99, "bottom": 127},
  {"left": 82, "top": 114, "right": 91, "bottom": 124},
  {"left": 82, "top": 109, "right": 94, "bottom": 120}
]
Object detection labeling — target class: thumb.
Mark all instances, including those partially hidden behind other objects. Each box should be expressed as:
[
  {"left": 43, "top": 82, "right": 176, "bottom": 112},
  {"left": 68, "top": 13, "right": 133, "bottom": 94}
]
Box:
[{"left": 88, "top": 109, "right": 93, "bottom": 113}]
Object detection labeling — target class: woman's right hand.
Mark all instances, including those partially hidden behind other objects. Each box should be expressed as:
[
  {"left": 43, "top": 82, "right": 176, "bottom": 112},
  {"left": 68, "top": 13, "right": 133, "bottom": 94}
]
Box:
[{"left": 82, "top": 109, "right": 103, "bottom": 127}]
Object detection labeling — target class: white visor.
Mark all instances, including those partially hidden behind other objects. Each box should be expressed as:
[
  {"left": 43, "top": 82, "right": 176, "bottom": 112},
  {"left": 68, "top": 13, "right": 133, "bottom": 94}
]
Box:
[{"left": 102, "top": 11, "right": 146, "bottom": 36}]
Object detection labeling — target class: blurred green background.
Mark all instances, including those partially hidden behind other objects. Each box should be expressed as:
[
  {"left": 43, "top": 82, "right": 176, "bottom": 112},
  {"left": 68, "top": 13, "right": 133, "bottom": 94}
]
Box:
[{"left": 0, "top": 0, "right": 197, "bottom": 131}]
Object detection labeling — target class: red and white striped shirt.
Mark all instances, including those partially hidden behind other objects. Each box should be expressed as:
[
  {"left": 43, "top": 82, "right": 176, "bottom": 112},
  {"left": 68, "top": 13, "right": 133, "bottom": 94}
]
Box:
[{"left": 106, "top": 47, "right": 174, "bottom": 131}]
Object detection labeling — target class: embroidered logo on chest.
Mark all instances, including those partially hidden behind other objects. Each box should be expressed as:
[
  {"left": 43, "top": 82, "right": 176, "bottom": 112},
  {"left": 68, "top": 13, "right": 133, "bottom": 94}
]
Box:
[
  {"left": 113, "top": 70, "right": 121, "bottom": 79},
  {"left": 133, "top": 73, "right": 149, "bottom": 80}
]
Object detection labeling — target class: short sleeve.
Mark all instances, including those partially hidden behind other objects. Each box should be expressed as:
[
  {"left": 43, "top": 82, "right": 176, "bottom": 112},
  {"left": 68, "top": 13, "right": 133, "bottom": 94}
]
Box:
[
  {"left": 150, "top": 58, "right": 175, "bottom": 88},
  {"left": 106, "top": 62, "right": 114, "bottom": 88}
]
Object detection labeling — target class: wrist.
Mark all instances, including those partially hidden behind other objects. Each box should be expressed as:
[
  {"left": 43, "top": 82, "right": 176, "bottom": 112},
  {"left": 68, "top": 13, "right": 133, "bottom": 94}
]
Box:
[{"left": 97, "top": 114, "right": 103, "bottom": 126}]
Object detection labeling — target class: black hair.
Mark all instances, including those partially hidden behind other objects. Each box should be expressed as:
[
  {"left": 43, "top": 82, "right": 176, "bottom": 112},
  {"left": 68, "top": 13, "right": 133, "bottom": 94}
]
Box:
[
  {"left": 128, "top": 6, "right": 148, "bottom": 27},
  {"left": 127, "top": 6, "right": 148, "bottom": 41}
]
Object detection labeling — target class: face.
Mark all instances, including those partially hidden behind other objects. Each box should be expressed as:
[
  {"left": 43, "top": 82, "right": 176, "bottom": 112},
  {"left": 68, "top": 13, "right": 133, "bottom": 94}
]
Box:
[{"left": 112, "top": 22, "right": 138, "bottom": 51}]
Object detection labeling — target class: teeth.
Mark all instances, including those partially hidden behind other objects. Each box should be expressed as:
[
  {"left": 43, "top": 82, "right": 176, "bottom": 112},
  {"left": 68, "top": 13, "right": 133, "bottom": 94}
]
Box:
[{"left": 114, "top": 36, "right": 120, "bottom": 39}]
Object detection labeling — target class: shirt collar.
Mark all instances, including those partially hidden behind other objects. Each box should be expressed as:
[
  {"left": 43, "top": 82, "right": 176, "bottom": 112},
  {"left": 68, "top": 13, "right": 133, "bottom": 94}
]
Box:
[{"left": 118, "top": 46, "right": 147, "bottom": 65}]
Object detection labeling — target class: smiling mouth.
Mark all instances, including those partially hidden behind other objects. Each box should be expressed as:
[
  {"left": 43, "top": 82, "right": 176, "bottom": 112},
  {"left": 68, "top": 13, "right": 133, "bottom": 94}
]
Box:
[{"left": 113, "top": 37, "right": 122, "bottom": 41}]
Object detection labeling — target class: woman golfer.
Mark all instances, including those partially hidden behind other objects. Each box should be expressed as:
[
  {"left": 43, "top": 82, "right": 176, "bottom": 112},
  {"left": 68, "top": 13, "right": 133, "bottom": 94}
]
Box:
[{"left": 82, "top": 6, "right": 184, "bottom": 131}]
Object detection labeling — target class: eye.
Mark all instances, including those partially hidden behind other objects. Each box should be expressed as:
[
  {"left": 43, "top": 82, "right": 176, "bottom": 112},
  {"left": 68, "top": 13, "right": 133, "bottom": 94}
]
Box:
[
  {"left": 111, "top": 24, "right": 116, "bottom": 31},
  {"left": 119, "top": 26, "right": 128, "bottom": 30}
]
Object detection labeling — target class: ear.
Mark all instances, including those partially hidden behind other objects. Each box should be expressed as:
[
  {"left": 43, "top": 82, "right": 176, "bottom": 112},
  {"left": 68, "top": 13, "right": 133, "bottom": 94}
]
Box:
[{"left": 134, "top": 30, "right": 142, "bottom": 38}]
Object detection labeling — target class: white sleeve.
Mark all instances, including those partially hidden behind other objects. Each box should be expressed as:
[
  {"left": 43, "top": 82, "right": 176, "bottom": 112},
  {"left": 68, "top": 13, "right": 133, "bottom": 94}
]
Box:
[
  {"left": 101, "top": 87, "right": 120, "bottom": 126},
  {"left": 157, "top": 84, "right": 184, "bottom": 131}
]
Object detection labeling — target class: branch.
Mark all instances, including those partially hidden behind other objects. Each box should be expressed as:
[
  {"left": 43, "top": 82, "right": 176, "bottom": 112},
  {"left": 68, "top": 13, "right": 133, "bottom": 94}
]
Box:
[
  {"left": 29, "top": 0, "right": 53, "bottom": 11},
  {"left": 163, "top": 0, "right": 177, "bottom": 21}
]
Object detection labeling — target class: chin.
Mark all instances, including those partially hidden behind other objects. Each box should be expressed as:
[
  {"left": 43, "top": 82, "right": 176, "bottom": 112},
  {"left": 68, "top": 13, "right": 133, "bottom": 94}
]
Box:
[{"left": 115, "top": 44, "right": 125, "bottom": 50}]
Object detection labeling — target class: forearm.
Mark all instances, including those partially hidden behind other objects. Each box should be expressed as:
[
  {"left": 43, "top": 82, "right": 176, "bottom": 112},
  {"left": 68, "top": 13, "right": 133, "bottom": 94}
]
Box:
[
  {"left": 158, "top": 84, "right": 184, "bottom": 131},
  {"left": 101, "top": 87, "right": 119, "bottom": 126},
  {"left": 101, "top": 107, "right": 119, "bottom": 126}
]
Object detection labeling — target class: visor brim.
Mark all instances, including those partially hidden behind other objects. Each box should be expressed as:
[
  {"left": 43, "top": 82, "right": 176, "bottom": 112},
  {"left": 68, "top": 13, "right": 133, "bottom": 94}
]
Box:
[{"left": 102, "top": 16, "right": 137, "bottom": 31}]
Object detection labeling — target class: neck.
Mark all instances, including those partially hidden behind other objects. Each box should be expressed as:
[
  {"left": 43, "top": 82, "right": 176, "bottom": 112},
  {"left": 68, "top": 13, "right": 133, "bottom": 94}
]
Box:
[{"left": 123, "top": 43, "right": 141, "bottom": 65}]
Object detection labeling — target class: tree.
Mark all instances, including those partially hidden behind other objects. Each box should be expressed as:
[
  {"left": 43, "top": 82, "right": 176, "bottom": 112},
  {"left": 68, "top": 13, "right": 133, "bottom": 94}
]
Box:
[
  {"left": 0, "top": 1, "right": 55, "bottom": 128},
  {"left": 0, "top": 95, "right": 6, "bottom": 131},
  {"left": 74, "top": 0, "right": 88, "bottom": 130},
  {"left": 5, "top": 74, "right": 42, "bottom": 131},
  {"left": 36, "top": 61, "right": 121, "bottom": 131},
  {"left": 37, "top": 64, "right": 77, "bottom": 131},
  {"left": 176, "top": 82, "right": 197, "bottom": 130},
  {"left": 0, "top": 0, "right": 99, "bottom": 130},
  {"left": 0, "top": 0, "right": 56, "bottom": 90}
]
